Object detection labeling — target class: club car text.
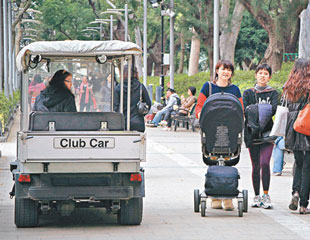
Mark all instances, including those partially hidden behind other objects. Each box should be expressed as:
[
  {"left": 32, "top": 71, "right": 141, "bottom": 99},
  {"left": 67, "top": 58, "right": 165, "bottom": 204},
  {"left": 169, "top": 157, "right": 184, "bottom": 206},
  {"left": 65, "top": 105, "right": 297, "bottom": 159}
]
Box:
[{"left": 53, "top": 137, "right": 115, "bottom": 149}]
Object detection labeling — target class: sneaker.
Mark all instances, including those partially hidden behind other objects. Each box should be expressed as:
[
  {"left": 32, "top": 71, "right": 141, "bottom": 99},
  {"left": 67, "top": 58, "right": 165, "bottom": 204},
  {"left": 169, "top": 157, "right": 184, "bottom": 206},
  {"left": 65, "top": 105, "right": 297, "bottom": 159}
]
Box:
[
  {"left": 272, "top": 172, "right": 282, "bottom": 176},
  {"left": 299, "top": 206, "right": 310, "bottom": 214},
  {"left": 211, "top": 199, "right": 223, "bottom": 209},
  {"left": 289, "top": 192, "right": 299, "bottom": 211},
  {"left": 159, "top": 120, "right": 167, "bottom": 126},
  {"left": 146, "top": 122, "right": 157, "bottom": 127},
  {"left": 223, "top": 199, "right": 234, "bottom": 211},
  {"left": 251, "top": 195, "right": 261, "bottom": 208},
  {"left": 163, "top": 127, "right": 171, "bottom": 131},
  {"left": 261, "top": 194, "right": 272, "bottom": 209}
]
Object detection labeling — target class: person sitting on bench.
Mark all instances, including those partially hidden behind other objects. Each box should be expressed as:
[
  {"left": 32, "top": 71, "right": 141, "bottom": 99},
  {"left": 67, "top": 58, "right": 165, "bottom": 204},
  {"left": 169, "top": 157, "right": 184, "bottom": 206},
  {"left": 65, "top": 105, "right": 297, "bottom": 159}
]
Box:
[{"left": 164, "top": 86, "right": 196, "bottom": 131}]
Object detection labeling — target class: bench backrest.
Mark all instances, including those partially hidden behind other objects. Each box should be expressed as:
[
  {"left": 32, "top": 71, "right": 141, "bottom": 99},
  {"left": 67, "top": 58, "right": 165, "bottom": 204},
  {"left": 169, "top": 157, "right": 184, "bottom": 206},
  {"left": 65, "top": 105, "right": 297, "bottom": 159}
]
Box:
[{"left": 29, "top": 112, "right": 124, "bottom": 131}]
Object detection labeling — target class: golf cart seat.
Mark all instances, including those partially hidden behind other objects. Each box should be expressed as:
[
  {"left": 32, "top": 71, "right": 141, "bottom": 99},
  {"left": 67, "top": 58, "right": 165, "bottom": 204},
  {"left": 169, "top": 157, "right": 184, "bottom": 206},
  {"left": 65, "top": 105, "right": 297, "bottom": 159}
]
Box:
[{"left": 28, "top": 112, "right": 125, "bottom": 131}]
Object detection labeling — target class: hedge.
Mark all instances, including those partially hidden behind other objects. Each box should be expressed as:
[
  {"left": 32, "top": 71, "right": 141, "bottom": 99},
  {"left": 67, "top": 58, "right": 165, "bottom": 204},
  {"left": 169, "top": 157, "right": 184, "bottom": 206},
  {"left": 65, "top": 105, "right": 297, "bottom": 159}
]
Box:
[
  {"left": 0, "top": 91, "right": 20, "bottom": 133},
  {"left": 145, "top": 62, "right": 294, "bottom": 98}
]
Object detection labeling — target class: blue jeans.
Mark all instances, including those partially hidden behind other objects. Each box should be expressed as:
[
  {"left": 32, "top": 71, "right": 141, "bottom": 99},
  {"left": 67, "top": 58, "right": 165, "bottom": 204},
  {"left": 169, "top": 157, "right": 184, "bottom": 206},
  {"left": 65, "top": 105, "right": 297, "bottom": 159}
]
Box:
[
  {"left": 272, "top": 137, "right": 285, "bottom": 173},
  {"left": 152, "top": 108, "right": 169, "bottom": 126}
]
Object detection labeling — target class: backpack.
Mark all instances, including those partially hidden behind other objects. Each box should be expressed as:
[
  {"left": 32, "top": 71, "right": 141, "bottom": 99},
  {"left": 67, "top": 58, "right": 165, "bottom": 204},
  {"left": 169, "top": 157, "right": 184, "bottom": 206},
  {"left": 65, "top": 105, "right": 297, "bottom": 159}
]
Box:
[{"left": 175, "top": 96, "right": 181, "bottom": 106}]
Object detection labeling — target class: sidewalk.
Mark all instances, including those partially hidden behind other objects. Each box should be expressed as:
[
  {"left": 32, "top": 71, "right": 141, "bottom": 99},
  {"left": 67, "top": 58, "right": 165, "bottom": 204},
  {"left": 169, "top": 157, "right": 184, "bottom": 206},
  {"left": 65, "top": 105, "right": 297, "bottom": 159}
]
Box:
[{"left": 0, "top": 112, "right": 19, "bottom": 169}]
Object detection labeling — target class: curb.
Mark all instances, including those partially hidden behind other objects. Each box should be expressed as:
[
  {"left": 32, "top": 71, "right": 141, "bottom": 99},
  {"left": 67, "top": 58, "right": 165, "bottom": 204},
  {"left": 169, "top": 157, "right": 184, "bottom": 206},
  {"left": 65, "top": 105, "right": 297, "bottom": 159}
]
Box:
[{"left": 0, "top": 107, "right": 18, "bottom": 143}]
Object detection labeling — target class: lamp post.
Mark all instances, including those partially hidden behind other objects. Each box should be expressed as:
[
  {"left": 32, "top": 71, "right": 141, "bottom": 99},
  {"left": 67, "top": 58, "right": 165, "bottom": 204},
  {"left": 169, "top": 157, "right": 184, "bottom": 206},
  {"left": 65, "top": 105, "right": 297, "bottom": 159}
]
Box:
[
  {"left": 100, "top": 10, "right": 122, "bottom": 41},
  {"left": 213, "top": 0, "right": 219, "bottom": 75}
]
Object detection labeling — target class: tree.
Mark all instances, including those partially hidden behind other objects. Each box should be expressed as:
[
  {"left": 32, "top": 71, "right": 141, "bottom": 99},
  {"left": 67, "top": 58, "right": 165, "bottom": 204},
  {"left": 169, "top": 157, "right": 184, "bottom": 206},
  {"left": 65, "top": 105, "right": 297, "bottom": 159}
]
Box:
[
  {"left": 188, "top": 28, "right": 200, "bottom": 76},
  {"left": 239, "top": 0, "right": 309, "bottom": 71},
  {"left": 219, "top": 0, "right": 245, "bottom": 64},
  {"left": 39, "top": 0, "right": 94, "bottom": 40},
  {"left": 235, "top": 10, "right": 268, "bottom": 70}
]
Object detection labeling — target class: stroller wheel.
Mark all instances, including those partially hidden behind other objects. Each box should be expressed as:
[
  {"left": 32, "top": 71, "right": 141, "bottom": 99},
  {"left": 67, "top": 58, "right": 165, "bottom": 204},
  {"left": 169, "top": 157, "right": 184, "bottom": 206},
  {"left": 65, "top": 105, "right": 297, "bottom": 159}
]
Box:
[
  {"left": 242, "top": 190, "right": 248, "bottom": 212},
  {"left": 238, "top": 201, "right": 243, "bottom": 217},
  {"left": 194, "top": 189, "right": 200, "bottom": 212},
  {"left": 201, "top": 200, "right": 206, "bottom": 217}
]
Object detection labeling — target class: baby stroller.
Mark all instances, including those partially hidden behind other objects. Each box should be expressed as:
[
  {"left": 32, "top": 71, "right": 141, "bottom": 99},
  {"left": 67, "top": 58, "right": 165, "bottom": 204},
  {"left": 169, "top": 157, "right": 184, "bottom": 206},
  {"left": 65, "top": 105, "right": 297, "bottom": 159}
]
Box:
[{"left": 193, "top": 92, "right": 248, "bottom": 217}]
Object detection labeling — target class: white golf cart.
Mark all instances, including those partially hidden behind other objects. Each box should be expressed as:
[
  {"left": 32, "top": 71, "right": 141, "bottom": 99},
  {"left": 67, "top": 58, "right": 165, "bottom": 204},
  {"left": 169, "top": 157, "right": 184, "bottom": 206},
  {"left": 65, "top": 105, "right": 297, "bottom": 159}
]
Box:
[{"left": 11, "top": 40, "right": 146, "bottom": 227}]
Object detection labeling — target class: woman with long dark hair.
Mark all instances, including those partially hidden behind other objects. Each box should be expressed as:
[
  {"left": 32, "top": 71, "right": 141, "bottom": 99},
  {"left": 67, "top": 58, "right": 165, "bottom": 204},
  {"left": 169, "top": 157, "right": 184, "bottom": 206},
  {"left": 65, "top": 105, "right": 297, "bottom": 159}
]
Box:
[
  {"left": 283, "top": 58, "right": 310, "bottom": 214},
  {"left": 114, "top": 65, "right": 151, "bottom": 132},
  {"left": 33, "top": 69, "right": 77, "bottom": 112}
]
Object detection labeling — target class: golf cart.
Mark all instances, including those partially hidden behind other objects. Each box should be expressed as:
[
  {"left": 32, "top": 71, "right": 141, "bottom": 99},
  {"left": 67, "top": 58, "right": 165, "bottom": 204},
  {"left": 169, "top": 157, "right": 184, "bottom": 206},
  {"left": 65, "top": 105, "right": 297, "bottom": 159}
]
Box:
[{"left": 10, "top": 40, "right": 146, "bottom": 227}]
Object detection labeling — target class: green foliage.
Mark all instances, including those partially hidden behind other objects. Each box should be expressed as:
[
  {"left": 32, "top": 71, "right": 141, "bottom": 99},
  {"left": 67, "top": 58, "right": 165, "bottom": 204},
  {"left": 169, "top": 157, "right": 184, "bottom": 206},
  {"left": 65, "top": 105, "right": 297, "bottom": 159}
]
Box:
[
  {"left": 235, "top": 10, "right": 268, "bottom": 69},
  {"left": 145, "top": 62, "right": 294, "bottom": 99},
  {"left": 0, "top": 91, "right": 20, "bottom": 132},
  {"left": 36, "top": 0, "right": 95, "bottom": 40}
]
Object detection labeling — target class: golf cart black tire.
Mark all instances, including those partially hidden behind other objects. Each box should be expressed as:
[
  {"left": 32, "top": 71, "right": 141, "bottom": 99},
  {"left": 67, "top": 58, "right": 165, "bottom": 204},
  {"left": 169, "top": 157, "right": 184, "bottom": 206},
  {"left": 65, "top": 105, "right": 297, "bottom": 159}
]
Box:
[
  {"left": 238, "top": 201, "right": 243, "bottom": 217},
  {"left": 242, "top": 189, "right": 248, "bottom": 213},
  {"left": 201, "top": 201, "right": 206, "bottom": 217},
  {"left": 194, "top": 189, "right": 200, "bottom": 212},
  {"left": 117, "top": 197, "right": 143, "bottom": 225},
  {"left": 15, "top": 198, "right": 39, "bottom": 228}
]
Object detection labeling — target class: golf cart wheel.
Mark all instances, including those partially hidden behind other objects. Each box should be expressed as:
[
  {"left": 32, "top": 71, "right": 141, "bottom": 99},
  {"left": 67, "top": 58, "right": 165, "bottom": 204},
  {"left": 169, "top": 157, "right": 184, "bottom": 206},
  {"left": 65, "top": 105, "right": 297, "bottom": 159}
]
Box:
[
  {"left": 194, "top": 189, "right": 200, "bottom": 212},
  {"left": 15, "top": 198, "right": 39, "bottom": 228},
  {"left": 201, "top": 201, "right": 206, "bottom": 217},
  {"left": 238, "top": 201, "right": 243, "bottom": 217},
  {"left": 117, "top": 197, "right": 143, "bottom": 225},
  {"left": 242, "top": 190, "right": 248, "bottom": 212}
]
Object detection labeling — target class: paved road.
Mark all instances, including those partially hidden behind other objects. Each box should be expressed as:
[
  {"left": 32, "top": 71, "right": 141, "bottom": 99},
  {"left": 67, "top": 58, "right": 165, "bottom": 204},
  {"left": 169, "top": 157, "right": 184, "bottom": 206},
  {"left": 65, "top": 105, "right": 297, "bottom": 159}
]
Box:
[{"left": 0, "top": 118, "right": 309, "bottom": 240}]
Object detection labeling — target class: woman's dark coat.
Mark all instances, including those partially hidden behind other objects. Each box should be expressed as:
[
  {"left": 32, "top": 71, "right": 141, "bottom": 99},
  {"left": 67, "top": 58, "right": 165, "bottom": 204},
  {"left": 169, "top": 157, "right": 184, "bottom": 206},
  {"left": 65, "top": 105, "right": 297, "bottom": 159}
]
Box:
[
  {"left": 33, "top": 85, "right": 77, "bottom": 112},
  {"left": 113, "top": 77, "right": 151, "bottom": 132},
  {"left": 243, "top": 87, "right": 278, "bottom": 147},
  {"left": 285, "top": 96, "right": 310, "bottom": 151}
]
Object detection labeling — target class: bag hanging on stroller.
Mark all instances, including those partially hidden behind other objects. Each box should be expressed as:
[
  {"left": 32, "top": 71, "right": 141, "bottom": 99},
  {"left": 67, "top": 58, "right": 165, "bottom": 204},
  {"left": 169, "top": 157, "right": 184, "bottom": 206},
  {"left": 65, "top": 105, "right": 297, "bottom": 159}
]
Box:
[{"left": 205, "top": 166, "right": 239, "bottom": 196}]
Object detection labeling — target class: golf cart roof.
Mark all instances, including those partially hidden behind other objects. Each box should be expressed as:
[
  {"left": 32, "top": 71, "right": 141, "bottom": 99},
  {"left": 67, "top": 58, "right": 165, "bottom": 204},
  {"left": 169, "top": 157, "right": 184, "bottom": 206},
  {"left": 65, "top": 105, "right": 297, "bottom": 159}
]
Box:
[{"left": 16, "top": 40, "right": 142, "bottom": 71}]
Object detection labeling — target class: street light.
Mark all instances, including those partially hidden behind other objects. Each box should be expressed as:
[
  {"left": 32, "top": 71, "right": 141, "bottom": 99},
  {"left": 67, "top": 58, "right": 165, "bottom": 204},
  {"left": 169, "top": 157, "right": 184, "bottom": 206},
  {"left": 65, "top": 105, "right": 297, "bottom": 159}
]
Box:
[
  {"left": 101, "top": 5, "right": 131, "bottom": 42},
  {"left": 89, "top": 20, "right": 109, "bottom": 40}
]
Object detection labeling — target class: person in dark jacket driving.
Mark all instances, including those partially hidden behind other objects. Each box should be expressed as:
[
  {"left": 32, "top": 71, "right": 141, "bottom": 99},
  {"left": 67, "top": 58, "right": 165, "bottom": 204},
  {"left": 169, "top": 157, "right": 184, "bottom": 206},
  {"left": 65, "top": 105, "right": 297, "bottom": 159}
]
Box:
[
  {"left": 113, "top": 65, "right": 151, "bottom": 132},
  {"left": 283, "top": 58, "right": 310, "bottom": 214},
  {"left": 33, "top": 69, "right": 77, "bottom": 112}
]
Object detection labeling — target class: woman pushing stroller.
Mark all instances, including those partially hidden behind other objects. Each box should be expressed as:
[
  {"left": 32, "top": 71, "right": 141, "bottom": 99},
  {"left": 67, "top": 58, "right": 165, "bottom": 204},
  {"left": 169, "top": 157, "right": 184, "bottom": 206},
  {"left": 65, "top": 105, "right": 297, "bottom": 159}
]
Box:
[{"left": 196, "top": 60, "right": 243, "bottom": 211}]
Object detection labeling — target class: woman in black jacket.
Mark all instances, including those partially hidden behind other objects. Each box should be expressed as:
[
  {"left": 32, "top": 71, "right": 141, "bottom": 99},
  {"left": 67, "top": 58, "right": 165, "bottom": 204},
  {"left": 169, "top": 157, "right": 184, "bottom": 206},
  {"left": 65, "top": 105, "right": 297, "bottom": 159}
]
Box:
[
  {"left": 33, "top": 70, "right": 77, "bottom": 112},
  {"left": 243, "top": 64, "right": 278, "bottom": 209},
  {"left": 283, "top": 58, "right": 310, "bottom": 214},
  {"left": 113, "top": 66, "right": 151, "bottom": 132}
]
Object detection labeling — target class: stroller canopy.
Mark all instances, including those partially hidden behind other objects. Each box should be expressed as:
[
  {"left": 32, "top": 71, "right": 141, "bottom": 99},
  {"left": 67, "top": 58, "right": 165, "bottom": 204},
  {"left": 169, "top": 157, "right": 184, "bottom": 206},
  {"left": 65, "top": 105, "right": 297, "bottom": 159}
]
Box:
[{"left": 200, "top": 93, "right": 243, "bottom": 155}]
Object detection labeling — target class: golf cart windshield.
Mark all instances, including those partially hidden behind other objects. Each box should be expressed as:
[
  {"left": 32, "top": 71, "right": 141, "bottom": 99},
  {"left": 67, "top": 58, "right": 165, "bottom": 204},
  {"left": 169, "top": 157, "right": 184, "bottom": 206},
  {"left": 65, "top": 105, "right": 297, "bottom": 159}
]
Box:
[{"left": 16, "top": 40, "right": 142, "bottom": 131}]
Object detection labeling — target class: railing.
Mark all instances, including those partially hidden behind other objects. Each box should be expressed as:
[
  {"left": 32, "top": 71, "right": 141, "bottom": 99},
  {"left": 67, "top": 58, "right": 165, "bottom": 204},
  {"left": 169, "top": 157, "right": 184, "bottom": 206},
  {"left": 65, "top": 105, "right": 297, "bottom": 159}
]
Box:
[{"left": 283, "top": 53, "right": 298, "bottom": 62}]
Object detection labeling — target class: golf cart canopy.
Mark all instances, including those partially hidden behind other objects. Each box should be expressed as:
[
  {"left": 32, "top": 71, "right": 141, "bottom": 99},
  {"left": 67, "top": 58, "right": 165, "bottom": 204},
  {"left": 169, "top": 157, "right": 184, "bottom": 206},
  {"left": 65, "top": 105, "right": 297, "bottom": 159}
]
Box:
[{"left": 16, "top": 40, "right": 142, "bottom": 72}]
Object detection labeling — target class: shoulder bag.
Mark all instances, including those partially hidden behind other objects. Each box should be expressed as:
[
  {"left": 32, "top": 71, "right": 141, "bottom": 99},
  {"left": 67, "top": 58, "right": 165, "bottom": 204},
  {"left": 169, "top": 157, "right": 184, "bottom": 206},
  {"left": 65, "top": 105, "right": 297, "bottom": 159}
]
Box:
[
  {"left": 293, "top": 96, "right": 310, "bottom": 136},
  {"left": 270, "top": 94, "right": 289, "bottom": 137},
  {"left": 137, "top": 84, "right": 149, "bottom": 115}
]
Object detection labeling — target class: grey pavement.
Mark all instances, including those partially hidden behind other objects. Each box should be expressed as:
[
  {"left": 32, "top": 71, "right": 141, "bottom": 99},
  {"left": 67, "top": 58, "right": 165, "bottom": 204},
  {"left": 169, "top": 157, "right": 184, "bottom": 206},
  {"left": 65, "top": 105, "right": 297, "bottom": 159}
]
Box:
[{"left": 0, "top": 116, "right": 309, "bottom": 240}]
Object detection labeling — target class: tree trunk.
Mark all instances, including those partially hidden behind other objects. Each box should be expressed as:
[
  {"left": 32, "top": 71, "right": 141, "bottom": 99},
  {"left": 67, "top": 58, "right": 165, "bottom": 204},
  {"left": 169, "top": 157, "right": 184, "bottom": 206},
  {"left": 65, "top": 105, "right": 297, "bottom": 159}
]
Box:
[
  {"left": 147, "top": 57, "right": 153, "bottom": 76},
  {"left": 188, "top": 30, "right": 200, "bottom": 76},
  {"left": 15, "top": 23, "right": 23, "bottom": 56},
  {"left": 299, "top": 2, "right": 310, "bottom": 58},
  {"left": 263, "top": 30, "right": 285, "bottom": 72},
  {"left": 148, "top": 34, "right": 165, "bottom": 76},
  {"left": 219, "top": 0, "right": 244, "bottom": 64},
  {"left": 177, "top": 32, "right": 185, "bottom": 74},
  {"left": 134, "top": 26, "right": 143, "bottom": 78}
]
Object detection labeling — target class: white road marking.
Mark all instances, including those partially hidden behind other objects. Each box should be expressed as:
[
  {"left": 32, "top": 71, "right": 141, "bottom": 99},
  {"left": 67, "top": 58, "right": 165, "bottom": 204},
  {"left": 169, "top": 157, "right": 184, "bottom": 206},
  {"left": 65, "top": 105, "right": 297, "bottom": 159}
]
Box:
[
  {"left": 148, "top": 141, "right": 206, "bottom": 177},
  {"left": 149, "top": 140, "right": 309, "bottom": 240},
  {"left": 262, "top": 206, "right": 309, "bottom": 239}
]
